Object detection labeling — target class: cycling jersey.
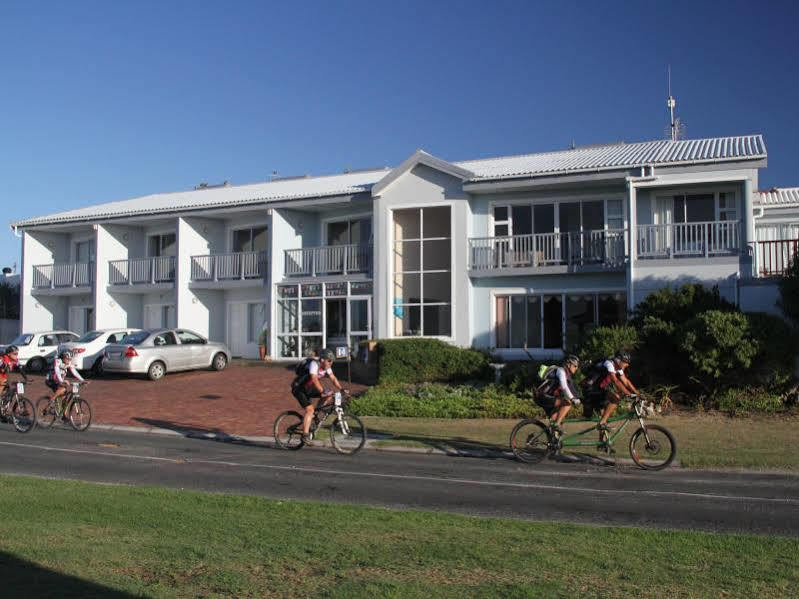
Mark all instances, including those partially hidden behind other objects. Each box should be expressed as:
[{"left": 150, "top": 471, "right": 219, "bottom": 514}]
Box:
[
  {"left": 598, "top": 360, "right": 625, "bottom": 389},
  {"left": 0, "top": 354, "right": 20, "bottom": 385},
  {"left": 303, "top": 360, "right": 332, "bottom": 389},
  {"left": 46, "top": 358, "right": 84, "bottom": 389}
]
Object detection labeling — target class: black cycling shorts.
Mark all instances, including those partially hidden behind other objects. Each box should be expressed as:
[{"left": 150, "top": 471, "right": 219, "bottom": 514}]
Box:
[{"left": 292, "top": 385, "right": 321, "bottom": 408}]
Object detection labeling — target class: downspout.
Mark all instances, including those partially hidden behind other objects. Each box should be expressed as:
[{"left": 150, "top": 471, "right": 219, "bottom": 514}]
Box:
[{"left": 625, "top": 169, "right": 657, "bottom": 313}]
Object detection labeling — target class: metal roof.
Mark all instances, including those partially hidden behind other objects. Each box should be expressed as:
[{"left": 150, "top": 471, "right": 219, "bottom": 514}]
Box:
[
  {"left": 755, "top": 187, "right": 799, "bottom": 207},
  {"left": 457, "top": 135, "right": 766, "bottom": 180},
  {"left": 12, "top": 170, "right": 387, "bottom": 227},
  {"left": 12, "top": 135, "right": 767, "bottom": 228}
]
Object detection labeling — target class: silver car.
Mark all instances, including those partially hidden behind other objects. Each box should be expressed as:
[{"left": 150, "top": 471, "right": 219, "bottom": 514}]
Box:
[{"left": 102, "top": 328, "right": 231, "bottom": 380}]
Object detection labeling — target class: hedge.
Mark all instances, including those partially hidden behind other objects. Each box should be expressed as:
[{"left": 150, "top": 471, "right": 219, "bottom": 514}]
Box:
[
  {"left": 350, "top": 382, "right": 541, "bottom": 419},
  {"left": 376, "top": 338, "right": 490, "bottom": 385}
]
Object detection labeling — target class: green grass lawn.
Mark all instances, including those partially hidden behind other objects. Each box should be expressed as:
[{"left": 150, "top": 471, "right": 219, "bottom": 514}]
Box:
[
  {"left": 363, "top": 412, "right": 799, "bottom": 470},
  {"left": 0, "top": 475, "right": 796, "bottom": 598}
]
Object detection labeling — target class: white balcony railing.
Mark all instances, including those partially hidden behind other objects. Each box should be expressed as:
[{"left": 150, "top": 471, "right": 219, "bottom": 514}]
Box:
[
  {"left": 284, "top": 244, "right": 372, "bottom": 277},
  {"left": 636, "top": 220, "right": 740, "bottom": 259},
  {"left": 190, "top": 251, "right": 268, "bottom": 281},
  {"left": 468, "top": 230, "right": 626, "bottom": 271},
  {"left": 753, "top": 238, "right": 799, "bottom": 277},
  {"left": 32, "top": 263, "right": 94, "bottom": 289},
  {"left": 109, "top": 256, "right": 176, "bottom": 285}
]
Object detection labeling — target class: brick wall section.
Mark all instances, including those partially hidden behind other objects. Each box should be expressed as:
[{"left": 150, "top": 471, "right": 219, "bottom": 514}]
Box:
[{"left": 24, "top": 362, "right": 367, "bottom": 437}]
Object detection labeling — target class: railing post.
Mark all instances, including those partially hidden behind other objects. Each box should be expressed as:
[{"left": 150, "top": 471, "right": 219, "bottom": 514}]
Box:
[
  {"left": 343, "top": 246, "right": 349, "bottom": 275},
  {"left": 150, "top": 258, "right": 155, "bottom": 284},
  {"left": 704, "top": 224, "right": 710, "bottom": 258},
  {"left": 241, "top": 253, "right": 246, "bottom": 280},
  {"left": 311, "top": 249, "right": 316, "bottom": 277}
]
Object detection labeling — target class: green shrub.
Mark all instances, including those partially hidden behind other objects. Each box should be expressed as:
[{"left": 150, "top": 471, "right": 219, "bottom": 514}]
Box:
[
  {"left": 576, "top": 325, "right": 639, "bottom": 364},
  {"left": 350, "top": 382, "right": 542, "bottom": 419},
  {"left": 376, "top": 339, "right": 490, "bottom": 385},
  {"left": 745, "top": 312, "right": 799, "bottom": 388},
  {"left": 778, "top": 255, "right": 799, "bottom": 324},
  {"left": 681, "top": 311, "right": 759, "bottom": 390},
  {"left": 631, "top": 283, "right": 736, "bottom": 327},
  {"left": 714, "top": 387, "right": 785, "bottom": 416}
]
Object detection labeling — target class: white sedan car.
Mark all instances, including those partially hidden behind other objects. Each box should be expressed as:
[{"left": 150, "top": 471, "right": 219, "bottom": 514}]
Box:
[
  {"left": 3, "top": 331, "right": 79, "bottom": 373},
  {"left": 58, "top": 329, "right": 142, "bottom": 373}
]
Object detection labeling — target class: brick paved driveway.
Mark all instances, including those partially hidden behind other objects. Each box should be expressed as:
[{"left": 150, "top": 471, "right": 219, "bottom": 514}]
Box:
[{"left": 21, "top": 361, "right": 367, "bottom": 437}]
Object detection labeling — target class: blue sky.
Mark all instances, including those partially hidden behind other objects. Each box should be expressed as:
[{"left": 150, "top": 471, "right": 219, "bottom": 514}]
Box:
[{"left": 1, "top": 0, "right": 797, "bottom": 265}]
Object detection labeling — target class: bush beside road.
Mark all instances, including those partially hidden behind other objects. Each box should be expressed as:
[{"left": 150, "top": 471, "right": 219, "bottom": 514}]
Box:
[{"left": 0, "top": 475, "right": 796, "bottom": 598}]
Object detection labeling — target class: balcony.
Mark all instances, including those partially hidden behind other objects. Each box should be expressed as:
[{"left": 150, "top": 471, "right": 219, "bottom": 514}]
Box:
[
  {"left": 753, "top": 238, "right": 799, "bottom": 277},
  {"left": 468, "top": 230, "right": 626, "bottom": 275},
  {"left": 284, "top": 244, "right": 372, "bottom": 277},
  {"left": 636, "top": 221, "right": 740, "bottom": 260},
  {"left": 190, "top": 251, "right": 268, "bottom": 286},
  {"left": 31, "top": 263, "right": 93, "bottom": 294},
  {"left": 109, "top": 256, "right": 175, "bottom": 286}
]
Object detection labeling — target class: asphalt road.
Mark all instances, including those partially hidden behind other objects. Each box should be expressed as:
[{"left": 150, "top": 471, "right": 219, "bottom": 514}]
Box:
[{"left": 1, "top": 426, "right": 797, "bottom": 536}]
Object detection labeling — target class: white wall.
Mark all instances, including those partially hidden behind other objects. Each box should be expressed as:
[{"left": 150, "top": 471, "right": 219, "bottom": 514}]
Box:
[
  {"left": 21, "top": 231, "right": 66, "bottom": 331},
  {"left": 177, "top": 217, "right": 211, "bottom": 335},
  {"left": 739, "top": 281, "right": 782, "bottom": 316},
  {"left": 632, "top": 259, "right": 739, "bottom": 305},
  {"left": 374, "top": 164, "right": 470, "bottom": 347},
  {"left": 95, "top": 224, "right": 138, "bottom": 328}
]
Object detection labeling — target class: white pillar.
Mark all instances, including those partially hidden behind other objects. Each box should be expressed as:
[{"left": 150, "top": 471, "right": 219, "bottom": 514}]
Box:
[
  {"left": 626, "top": 181, "right": 637, "bottom": 313},
  {"left": 741, "top": 178, "right": 755, "bottom": 280}
]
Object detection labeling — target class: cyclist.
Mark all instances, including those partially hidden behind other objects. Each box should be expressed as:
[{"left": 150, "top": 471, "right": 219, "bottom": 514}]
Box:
[
  {"left": 541, "top": 355, "right": 581, "bottom": 437},
  {"left": 596, "top": 351, "right": 639, "bottom": 440},
  {"left": 0, "top": 345, "right": 26, "bottom": 422},
  {"left": 46, "top": 350, "right": 88, "bottom": 414},
  {"left": 291, "top": 348, "right": 343, "bottom": 446}
]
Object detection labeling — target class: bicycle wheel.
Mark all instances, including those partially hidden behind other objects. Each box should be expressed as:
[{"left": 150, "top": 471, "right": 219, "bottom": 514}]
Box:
[
  {"left": 329, "top": 413, "right": 366, "bottom": 455},
  {"left": 629, "top": 424, "right": 676, "bottom": 471},
  {"left": 11, "top": 397, "right": 36, "bottom": 433},
  {"left": 67, "top": 398, "right": 92, "bottom": 431},
  {"left": 510, "top": 419, "right": 553, "bottom": 464},
  {"left": 36, "top": 398, "right": 57, "bottom": 428},
  {"left": 273, "top": 411, "right": 305, "bottom": 450}
]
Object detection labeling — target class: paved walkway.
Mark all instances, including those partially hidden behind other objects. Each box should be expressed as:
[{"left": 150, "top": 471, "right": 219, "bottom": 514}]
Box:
[{"left": 21, "top": 361, "right": 367, "bottom": 437}]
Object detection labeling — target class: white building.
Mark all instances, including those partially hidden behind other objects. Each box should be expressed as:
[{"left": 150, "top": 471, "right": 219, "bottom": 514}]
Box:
[{"left": 12, "top": 135, "right": 799, "bottom": 360}]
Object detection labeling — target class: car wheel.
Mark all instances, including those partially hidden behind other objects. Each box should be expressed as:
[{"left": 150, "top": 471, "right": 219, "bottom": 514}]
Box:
[
  {"left": 27, "top": 358, "right": 45, "bottom": 374},
  {"left": 147, "top": 361, "right": 166, "bottom": 381},
  {"left": 212, "top": 353, "right": 228, "bottom": 372},
  {"left": 91, "top": 357, "right": 104, "bottom": 377}
]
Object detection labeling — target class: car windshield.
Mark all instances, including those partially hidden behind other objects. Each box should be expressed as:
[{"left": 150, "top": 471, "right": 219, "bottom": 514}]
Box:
[
  {"left": 10, "top": 334, "right": 33, "bottom": 346},
  {"left": 77, "top": 331, "right": 104, "bottom": 343},
  {"left": 121, "top": 331, "right": 150, "bottom": 346}
]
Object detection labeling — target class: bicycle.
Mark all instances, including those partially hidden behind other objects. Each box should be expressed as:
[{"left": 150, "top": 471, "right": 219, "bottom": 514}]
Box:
[
  {"left": 510, "top": 394, "right": 676, "bottom": 470},
  {"left": 273, "top": 390, "right": 366, "bottom": 455},
  {"left": 0, "top": 379, "right": 36, "bottom": 433},
  {"left": 36, "top": 382, "right": 93, "bottom": 431}
]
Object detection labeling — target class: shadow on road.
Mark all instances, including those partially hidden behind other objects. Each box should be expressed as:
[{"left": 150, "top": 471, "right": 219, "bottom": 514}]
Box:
[
  {"left": 364, "top": 427, "right": 514, "bottom": 460},
  {"left": 0, "top": 550, "right": 138, "bottom": 598},
  {"left": 132, "top": 417, "right": 264, "bottom": 447}
]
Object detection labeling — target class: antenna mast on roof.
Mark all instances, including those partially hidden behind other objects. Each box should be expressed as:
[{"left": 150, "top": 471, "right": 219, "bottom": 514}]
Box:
[{"left": 666, "top": 66, "right": 685, "bottom": 141}]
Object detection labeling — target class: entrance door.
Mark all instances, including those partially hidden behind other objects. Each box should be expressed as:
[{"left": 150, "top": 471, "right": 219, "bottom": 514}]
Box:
[
  {"left": 349, "top": 297, "right": 371, "bottom": 358},
  {"left": 144, "top": 304, "right": 175, "bottom": 329},
  {"left": 326, "top": 299, "right": 348, "bottom": 352},
  {"left": 69, "top": 307, "right": 93, "bottom": 336},
  {"left": 228, "top": 303, "right": 247, "bottom": 358}
]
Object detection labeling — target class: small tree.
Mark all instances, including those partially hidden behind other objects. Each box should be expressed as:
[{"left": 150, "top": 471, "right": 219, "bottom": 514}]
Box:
[
  {"left": 0, "top": 282, "right": 19, "bottom": 319},
  {"left": 777, "top": 253, "right": 799, "bottom": 325}
]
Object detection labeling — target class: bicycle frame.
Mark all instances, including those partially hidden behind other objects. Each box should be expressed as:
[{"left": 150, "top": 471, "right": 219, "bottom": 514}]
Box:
[{"left": 557, "top": 403, "right": 649, "bottom": 450}]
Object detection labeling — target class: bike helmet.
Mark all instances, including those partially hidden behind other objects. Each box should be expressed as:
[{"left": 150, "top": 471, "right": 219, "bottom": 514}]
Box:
[
  {"left": 4, "top": 345, "right": 18, "bottom": 355},
  {"left": 59, "top": 349, "right": 73, "bottom": 361},
  {"left": 563, "top": 354, "right": 580, "bottom": 368},
  {"left": 614, "top": 351, "right": 631, "bottom": 364},
  {"left": 319, "top": 348, "right": 335, "bottom": 361}
]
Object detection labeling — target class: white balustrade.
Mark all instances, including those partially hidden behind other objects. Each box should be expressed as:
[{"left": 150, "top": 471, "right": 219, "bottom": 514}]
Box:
[
  {"left": 468, "top": 230, "right": 626, "bottom": 271},
  {"left": 32, "top": 263, "right": 94, "bottom": 289},
  {"left": 284, "top": 244, "right": 372, "bottom": 277},
  {"left": 109, "top": 257, "right": 176, "bottom": 285},
  {"left": 636, "top": 221, "right": 740, "bottom": 259},
  {"left": 190, "top": 251, "right": 268, "bottom": 281}
]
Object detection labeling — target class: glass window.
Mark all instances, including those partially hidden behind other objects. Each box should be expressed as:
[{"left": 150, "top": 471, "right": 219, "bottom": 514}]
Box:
[
  {"left": 149, "top": 233, "right": 176, "bottom": 257},
  {"left": 543, "top": 295, "right": 563, "bottom": 349},
  {"left": 301, "top": 283, "right": 322, "bottom": 298},
  {"left": 350, "top": 281, "right": 373, "bottom": 295},
  {"left": 277, "top": 300, "right": 298, "bottom": 334},
  {"left": 153, "top": 332, "right": 177, "bottom": 346},
  {"left": 123, "top": 331, "right": 149, "bottom": 345},
  {"left": 527, "top": 295, "right": 541, "bottom": 348},
  {"left": 78, "top": 331, "right": 103, "bottom": 343},
  {"left": 510, "top": 295, "right": 526, "bottom": 348},
  {"left": 301, "top": 299, "right": 322, "bottom": 332},
  {"left": 534, "top": 204, "right": 555, "bottom": 234},
  {"left": 350, "top": 299, "right": 369, "bottom": 332},
  {"left": 598, "top": 294, "right": 626, "bottom": 326},
  {"left": 39, "top": 335, "right": 58, "bottom": 347},
  {"left": 392, "top": 207, "right": 451, "bottom": 337},
  {"left": 75, "top": 241, "right": 95, "bottom": 263},
  {"left": 10, "top": 334, "right": 33, "bottom": 346},
  {"left": 325, "top": 282, "right": 347, "bottom": 297},
  {"left": 511, "top": 206, "right": 532, "bottom": 236},
  {"left": 278, "top": 285, "right": 298, "bottom": 298},
  {"left": 278, "top": 336, "right": 298, "bottom": 358},
  {"left": 246, "top": 303, "right": 266, "bottom": 343},
  {"left": 327, "top": 221, "right": 349, "bottom": 245},
  {"left": 326, "top": 299, "right": 347, "bottom": 339},
  {"left": 177, "top": 330, "right": 205, "bottom": 345},
  {"left": 582, "top": 201, "right": 604, "bottom": 231},
  {"left": 607, "top": 199, "right": 624, "bottom": 230},
  {"left": 495, "top": 296, "right": 509, "bottom": 348},
  {"left": 719, "top": 192, "right": 737, "bottom": 221},
  {"left": 565, "top": 295, "right": 595, "bottom": 349},
  {"left": 233, "top": 227, "right": 267, "bottom": 252}
]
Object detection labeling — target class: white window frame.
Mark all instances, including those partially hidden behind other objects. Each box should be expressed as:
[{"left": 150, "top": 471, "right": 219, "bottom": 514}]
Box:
[
  {"left": 649, "top": 187, "right": 740, "bottom": 224},
  {"left": 230, "top": 225, "right": 268, "bottom": 254},
  {"left": 489, "top": 288, "right": 627, "bottom": 351},
  {"left": 321, "top": 212, "right": 373, "bottom": 246},
  {"left": 388, "top": 204, "right": 455, "bottom": 340}
]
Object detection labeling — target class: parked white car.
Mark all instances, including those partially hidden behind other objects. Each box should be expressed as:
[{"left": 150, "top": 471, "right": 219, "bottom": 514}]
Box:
[
  {"left": 3, "top": 331, "right": 79, "bottom": 373},
  {"left": 58, "top": 329, "right": 142, "bottom": 374}
]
